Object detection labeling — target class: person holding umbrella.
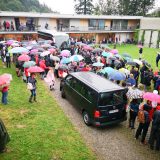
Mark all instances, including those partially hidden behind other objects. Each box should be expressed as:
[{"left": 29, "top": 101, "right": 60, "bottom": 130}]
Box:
[{"left": 28, "top": 73, "right": 37, "bottom": 103}]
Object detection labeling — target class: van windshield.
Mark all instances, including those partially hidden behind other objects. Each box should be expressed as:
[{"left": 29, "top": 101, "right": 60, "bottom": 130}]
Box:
[{"left": 99, "top": 91, "right": 125, "bottom": 106}]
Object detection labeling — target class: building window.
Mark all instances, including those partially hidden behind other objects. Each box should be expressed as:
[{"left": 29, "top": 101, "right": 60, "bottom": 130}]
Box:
[{"left": 89, "top": 19, "right": 105, "bottom": 29}]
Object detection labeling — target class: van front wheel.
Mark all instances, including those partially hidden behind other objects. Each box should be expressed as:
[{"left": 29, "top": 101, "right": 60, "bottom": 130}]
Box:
[{"left": 82, "top": 111, "right": 91, "bottom": 126}]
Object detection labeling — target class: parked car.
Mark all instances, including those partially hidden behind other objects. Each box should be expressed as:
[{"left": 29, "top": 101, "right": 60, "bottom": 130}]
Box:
[{"left": 60, "top": 72, "right": 128, "bottom": 127}]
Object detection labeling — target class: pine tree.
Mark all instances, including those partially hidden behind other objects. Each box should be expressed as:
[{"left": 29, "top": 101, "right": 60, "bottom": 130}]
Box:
[{"left": 74, "top": 0, "right": 94, "bottom": 15}]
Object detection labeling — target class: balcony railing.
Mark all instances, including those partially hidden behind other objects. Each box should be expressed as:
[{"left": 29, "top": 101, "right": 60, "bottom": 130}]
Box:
[{"left": 58, "top": 26, "right": 137, "bottom": 32}]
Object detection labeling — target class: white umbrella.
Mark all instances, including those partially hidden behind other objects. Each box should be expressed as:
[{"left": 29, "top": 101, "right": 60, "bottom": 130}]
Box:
[
  {"left": 133, "top": 59, "right": 143, "bottom": 66},
  {"left": 126, "top": 88, "right": 144, "bottom": 99},
  {"left": 40, "top": 51, "right": 50, "bottom": 57},
  {"left": 50, "top": 55, "right": 60, "bottom": 61}
]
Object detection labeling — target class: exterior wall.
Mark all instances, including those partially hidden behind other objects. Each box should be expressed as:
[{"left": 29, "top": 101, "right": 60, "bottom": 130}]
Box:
[
  {"left": 38, "top": 18, "right": 50, "bottom": 30},
  {"left": 49, "top": 18, "right": 57, "bottom": 30},
  {"left": 144, "top": 31, "right": 151, "bottom": 46},
  {"left": 105, "top": 20, "right": 111, "bottom": 29},
  {"left": 80, "top": 19, "right": 88, "bottom": 27},
  {"left": 140, "top": 18, "right": 160, "bottom": 30},
  {"left": 151, "top": 31, "right": 159, "bottom": 48},
  {"left": 128, "top": 20, "right": 139, "bottom": 27},
  {"left": 115, "top": 33, "right": 132, "bottom": 42},
  {"left": 70, "top": 19, "right": 80, "bottom": 27},
  {"left": 19, "top": 17, "right": 26, "bottom": 25}
]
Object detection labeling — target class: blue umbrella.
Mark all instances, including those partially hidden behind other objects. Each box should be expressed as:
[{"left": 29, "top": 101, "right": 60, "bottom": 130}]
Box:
[
  {"left": 102, "top": 52, "right": 112, "bottom": 57},
  {"left": 122, "top": 53, "right": 132, "bottom": 58},
  {"left": 70, "top": 55, "right": 84, "bottom": 62},
  {"left": 109, "top": 71, "right": 126, "bottom": 81},
  {"left": 103, "top": 67, "right": 116, "bottom": 76},
  {"left": 92, "top": 62, "right": 104, "bottom": 67},
  {"left": 10, "top": 47, "right": 29, "bottom": 54},
  {"left": 60, "top": 58, "right": 71, "bottom": 64}
]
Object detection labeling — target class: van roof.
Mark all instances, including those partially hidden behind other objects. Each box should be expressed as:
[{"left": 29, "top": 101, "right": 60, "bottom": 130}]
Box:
[{"left": 70, "top": 72, "right": 124, "bottom": 93}]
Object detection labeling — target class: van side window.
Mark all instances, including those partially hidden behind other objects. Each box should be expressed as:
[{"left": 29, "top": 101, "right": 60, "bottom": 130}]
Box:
[
  {"left": 86, "top": 88, "right": 97, "bottom": 103},
  {"left": 66, "top": 75, "right": 73, "bottom": 85}
]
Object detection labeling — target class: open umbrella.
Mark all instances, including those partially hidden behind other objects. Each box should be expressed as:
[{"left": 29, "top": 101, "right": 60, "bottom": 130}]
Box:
[
  {"left": 50, "top": 55, "right": 60, "bottom": 61},
  {"left": 10, "top": 47, "right": 29, "bottom": 54},
  {"left": 28, "top": 66, "right": 44, "bottom": 73},
  {"left": 41, "top": 44, "right": 51, "bottom": 48},
  {"left": 102, "top": 52, "right": 112, "bottom": 57},
  {"left": 126, "top": 61, "right": 137, "bottom": 66},
  {"left": 0, "top": 74, "right": 12, "bottom": 86},
  {"left": 48, "top": 48, "right": 56, "bottom": 53},
  {"left": 119, "top": 68, "right": 130, "bottom": 76},
  {"left": 58, "top": 64, "right": 68, "bottom": 70},
  {"left": 18, "top": 54, "right": 30, "bottom": 62},
  {"left": 92, "top": 48, "right": 103, "bottom": 53},
  {"left": 109, "top": 71, "right": 126, "bottom": 80},
  {"left": 110, "top": 49, "right": 118, "bottom": 54},
  {"left": 123, "top": 57, "right": 133, "bottom": 63},
  {"left": 133, "top": 59, "right": 143, "bottom": 66},
  {"left": 122, "top": 53, "right": 132, "bottom": 58},
  {"left": 60, "top": 50, "right": 71, "bottom": 57},
  {"left": 127, "top": 88, "right": 144, "bottom": 99},
  {"left": 70, "top": 55, "right": 84, "bottom": 62},
  {"left": 60, "top": 58, "right": 71, "bottom": 64},
  {"left": 103, "top": 67, "right": 116, "bottom": 76},
  {"left": 40, "top": 51, "right": 50, "bottom": 57},
  {"left": 92, "top": 62, "right": 104, "bottom": 67},
  {"left": 23, "top": 61, "right": 36, "bottom": 68},
  {"left": 30, "top": 49, "right": 38, "bottom": 54},
  {"left": 142, "top": 60, "right": 151, "bottom": 68},
  {"left": 11, "top": 43, "right": 19, "bottom": 47},
  {"left": 83, "top": 45, "right": 93, "bottom": 51},
  {"left": 143, "top": 92, "right": 160, "bottom": 102}
]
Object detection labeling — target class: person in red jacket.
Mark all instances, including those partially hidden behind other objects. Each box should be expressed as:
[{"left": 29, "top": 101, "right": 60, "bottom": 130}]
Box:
[
  {"left": 81, "top": 65, "right": 91, "bottom": 72},
  {"left": 1, "top": 85, "right": 9, "bottom": 105},
  {"left": 39, "top": 59, "right": 49, "bottom": 79}
]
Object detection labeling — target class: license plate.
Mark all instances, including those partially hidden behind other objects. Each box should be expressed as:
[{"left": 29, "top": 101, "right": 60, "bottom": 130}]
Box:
[{"left": 109, "top": 109, "right": 119, "bottom": 114}]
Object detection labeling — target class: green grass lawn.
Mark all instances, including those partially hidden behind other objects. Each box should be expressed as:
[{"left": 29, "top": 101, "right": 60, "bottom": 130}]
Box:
[
  {"left": 109, "top": 44, "right": 160, "bottom": 70},
  {"left": 0, "top": 63, "right": 96, "bottom": 160}
]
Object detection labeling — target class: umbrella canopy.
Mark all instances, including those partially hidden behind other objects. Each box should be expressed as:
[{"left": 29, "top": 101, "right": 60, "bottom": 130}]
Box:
[
  {"left": 102, "top": 52, "right": 112, "bottom": 57},
  {"left": 122, "top": 53, "right": 132, "bottom": 58},
  {"left": 103, "top": 67, "right": 116, "bottom": 76},
  {"left": 70, "top": 55, "right": 84, "bottom": 62},
  {"left": 60, "top": 58, "right": 71, "bottom": 64},
  {"left": 40, "top": 51, "right": 50, "bottom": 57},
  {"left": 137, "top": 45, "right": 143, "bottom": 48},
  {"left": 142, "top": 60, "right": 151, "bottom": 68},
  {"left": 60, "top": 50, "right": 71, "bottom": 57},
  {"left": 30, "top": 49, "right": 38, "bottom": 54},
  {"left": 143, "top": 92, "right": 160, "bottom": 102},
  {"left": 0, "top": 74, "right": 12, "bottom": 86},
  {"left": 23, "top": 61, "right": 36, "bottom": 68},
  {"left": 83, "top": 45, "right": 93, "bottom": 51},
  {"left": 119, "top": 68, "right": 130, "bottom": 76},
  {"left": 50, "top": 55, "right": 60, "bottom": 61},
  {"left": 48, "top": 48, "right": 56, "bottom": 53},
  {"left": 127, "top": 88, "right": 144, "bottom": 99},
  {"left": 92, "top": 62, "right": 104, "bottom": 67},
  {"left": 11, "top": 43, "right": 19, "bottom": 47},
  {"left": 41, "top": 44, "right": 51, "bottom": 48},
  {"left": 114, "top": 54, "right": 122, "bottom": 59},
  {"left": 10, "top": 47, "right": 29, "bottom": 54},
  {"left": 18, "top": 54, "right": 30, "bottom": 62},
  {"left": 123, "top": 57, "right": 133, "bottom": 63},
  {"left": 92, "top": 48, "right": 103, "bottom": 53},
  {"left": 58, "top": 64, "right": 68, "bottom": 70},
  {"left": 109, "top": 71, "right": 126, "bottom": 80},
  {"left": 126, "top": 61, "right": 137, "bottom": 66},
  {"left": 110, "top": 49, "right": 118, "bottom": 54},
  {"left": 133, "top": 59, "right": 143, "bottom": 66},
  {"left": 28, "top": 66, "right": 44, "bottom": 73}
]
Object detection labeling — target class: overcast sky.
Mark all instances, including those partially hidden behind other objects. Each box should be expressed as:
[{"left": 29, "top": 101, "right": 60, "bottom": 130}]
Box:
[{"left": 39, "top": 0, "right": 160, "bottom": 14}]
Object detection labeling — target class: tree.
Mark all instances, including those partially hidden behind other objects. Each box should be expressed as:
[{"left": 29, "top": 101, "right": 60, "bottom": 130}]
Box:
[
  {"left": 118, "top": 0, "right": 155, "bottom": 16},
  {"left": 74, "top": 0, "right": 94, "bottom": 15},
  {"left": 94, "top": 0, "right": 118, "bottom": 15}
]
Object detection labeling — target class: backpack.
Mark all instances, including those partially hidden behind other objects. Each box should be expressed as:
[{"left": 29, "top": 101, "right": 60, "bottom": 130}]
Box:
[{"left": 138, "top": 110, "right": 145, "bottom": 123}]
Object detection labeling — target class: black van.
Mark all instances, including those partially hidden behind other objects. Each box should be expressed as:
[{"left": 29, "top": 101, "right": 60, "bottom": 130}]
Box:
[{"left": 60, "top": 72, "right": 128, "bottom": 127}]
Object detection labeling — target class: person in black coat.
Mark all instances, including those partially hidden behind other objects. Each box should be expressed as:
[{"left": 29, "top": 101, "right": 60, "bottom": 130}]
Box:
[
  {"left": 0, "top": 119, "right": 10, "bottom": 153},
  {"left": 149, "top": 106, "right": 160, "bottom": 150},
  {"left": 156, "top": 53, "right": 160, "bottom": 67}
]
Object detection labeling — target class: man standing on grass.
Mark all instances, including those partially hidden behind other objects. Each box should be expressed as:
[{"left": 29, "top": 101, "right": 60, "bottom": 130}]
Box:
[{"left": 139, "top": 47, "right": 143, "bottom": 60}]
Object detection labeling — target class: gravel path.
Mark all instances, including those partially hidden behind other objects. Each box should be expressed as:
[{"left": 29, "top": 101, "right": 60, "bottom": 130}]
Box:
[{"left": 45, "top": 79, "right": 160, "bottom": 160}]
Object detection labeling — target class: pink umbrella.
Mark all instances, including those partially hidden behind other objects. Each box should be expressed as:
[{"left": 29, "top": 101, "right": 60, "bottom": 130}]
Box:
[
  {"left": 48, "top": 48, "right": 56, "bottom": 54},
  {"left": 0, "top": 74, "right": 12, "bottom": 86},
  {"left": 83, "top": 45, "right": 93, "bottom": 51},
  {"left": 28, "top": 66, "right": 44, "bottom": 73},
  {"left": 18, "top": 54, "right": 30, "bottom": 62},
  {"left": 60, "top": 50, "right": 71, "bottom": 57},
  {"left": 138, "top": 45, "right": 143, "bottom": 48},
  {"left": 143, "top": 92, "right": 160, "bottom": 102},
  {"left": 30, "top": 49, "right": 38, "bottom": 54},
  {"left": 110, "top": 49, "right": 118, "bottom": 54},
  {"left": 6, "top": 40, "right": 14, "bottom": 45}
]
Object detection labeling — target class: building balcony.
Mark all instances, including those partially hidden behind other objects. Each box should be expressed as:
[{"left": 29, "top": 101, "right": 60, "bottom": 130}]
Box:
[{"left": 58, "top": 25, "right": 138, "bottom": 33}]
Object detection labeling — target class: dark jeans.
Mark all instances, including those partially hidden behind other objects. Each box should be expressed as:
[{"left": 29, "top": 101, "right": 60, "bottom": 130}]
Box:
[
  {"left": 2, "top": 91, "right": 8, "bottom": 105},
  {"left": 135, "top": 122, "right": 150, "bottom": 142},
  {"left": 149, "top": 126, "right": 160, "bottom": 150},
  {"left": 6, "top": 60, "right": 11, "bottom": 68},
  {"left": 129, "top": 111, "right": 137, "bottom": 128},
  {"left": 30, "top": 89, "right": 36, "bottom": 97}
]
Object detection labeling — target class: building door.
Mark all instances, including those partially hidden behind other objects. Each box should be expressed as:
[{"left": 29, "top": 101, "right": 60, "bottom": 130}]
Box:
[{"left": 14, "top": 18, "right": 20, "bottom": 31}]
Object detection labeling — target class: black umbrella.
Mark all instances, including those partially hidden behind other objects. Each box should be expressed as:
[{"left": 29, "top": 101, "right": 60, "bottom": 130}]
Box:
[
  {"left": 142, "top": 60, "right": 151, "bottom": 68},
  {"left": 122, "top": 53, "right": 132, "bottom": 58},
  {"left": 126, "top": 61, "right": 137, "bottom": 66},
  {"left": 92, "top": 48, "right": 103, "bottom": 53}
]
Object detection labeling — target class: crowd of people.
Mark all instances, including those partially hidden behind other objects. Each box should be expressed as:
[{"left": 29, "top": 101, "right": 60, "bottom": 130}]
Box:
[{"left": 0, "top": 39, "right": 160, "bottom": 152}]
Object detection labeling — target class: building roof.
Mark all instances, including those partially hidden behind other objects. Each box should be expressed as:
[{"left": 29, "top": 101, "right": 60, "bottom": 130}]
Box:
[
  {"left": 70, "top": 72, "right": 124, "bottom": 93},
  {"left": 0, "top": 11, "right": 142, "bottom": 20}
]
